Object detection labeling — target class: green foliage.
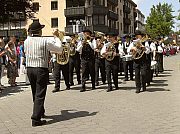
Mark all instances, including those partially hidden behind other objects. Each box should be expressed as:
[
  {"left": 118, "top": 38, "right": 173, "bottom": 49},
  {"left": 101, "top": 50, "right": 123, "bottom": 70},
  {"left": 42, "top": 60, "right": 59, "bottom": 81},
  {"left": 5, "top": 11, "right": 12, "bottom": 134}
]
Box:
[
  {"left": 145, "top": 3, "right": 175, "bottom": 39},
  {"left": 0, "top": 0, "right": 34, "bottom": 24}
]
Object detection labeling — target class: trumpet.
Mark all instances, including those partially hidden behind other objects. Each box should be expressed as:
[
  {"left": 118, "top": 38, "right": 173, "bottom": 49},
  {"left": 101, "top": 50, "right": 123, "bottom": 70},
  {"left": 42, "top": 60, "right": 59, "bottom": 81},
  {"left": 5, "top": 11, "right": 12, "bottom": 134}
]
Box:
[{"left": 82, "top": 35, "right": 92, "bottom": 46}]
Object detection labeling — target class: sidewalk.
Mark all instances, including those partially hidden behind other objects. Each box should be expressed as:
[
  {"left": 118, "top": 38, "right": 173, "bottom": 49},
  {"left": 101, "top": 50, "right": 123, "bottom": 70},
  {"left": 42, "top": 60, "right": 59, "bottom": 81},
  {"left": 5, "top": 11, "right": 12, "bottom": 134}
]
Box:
[{"left": 0, "top": 54, "right": 180, "bottom": 134}]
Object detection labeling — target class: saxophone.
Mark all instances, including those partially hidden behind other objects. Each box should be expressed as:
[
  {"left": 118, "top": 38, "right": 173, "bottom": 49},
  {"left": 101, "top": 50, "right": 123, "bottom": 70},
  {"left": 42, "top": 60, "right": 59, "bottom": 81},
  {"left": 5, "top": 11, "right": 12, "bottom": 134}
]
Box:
[{"left": 53, "top": 29, "right": 70, "bottom": 65}]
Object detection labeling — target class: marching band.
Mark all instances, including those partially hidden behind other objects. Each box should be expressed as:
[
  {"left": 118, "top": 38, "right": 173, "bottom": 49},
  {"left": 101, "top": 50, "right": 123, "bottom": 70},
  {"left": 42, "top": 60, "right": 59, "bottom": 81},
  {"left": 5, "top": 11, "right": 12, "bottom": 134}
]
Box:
[
  {"left": 44, "top": 28, "right": 165, "bottom": 94},
  {"left": 17, "top": 21, "right": 172, "bottom": 126}
]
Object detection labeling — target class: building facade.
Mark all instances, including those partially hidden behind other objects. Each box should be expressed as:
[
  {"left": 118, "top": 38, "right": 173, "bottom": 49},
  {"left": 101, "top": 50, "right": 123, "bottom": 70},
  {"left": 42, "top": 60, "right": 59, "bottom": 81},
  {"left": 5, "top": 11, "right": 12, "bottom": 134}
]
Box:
[
  {"left": 0, "top": 0, "right": 145, "bottom": 37},
  {"left": 27, "top": 0, "right": 66, "bottom": 36},
  {"left": 135, "top": 9, "right": 145, "bottom": 31},
  {"left": 118, "top": 0, "right": 137, "bottom": 36},
  {"left": 65, "top": 0, "right": 119, "bottom": 34}
]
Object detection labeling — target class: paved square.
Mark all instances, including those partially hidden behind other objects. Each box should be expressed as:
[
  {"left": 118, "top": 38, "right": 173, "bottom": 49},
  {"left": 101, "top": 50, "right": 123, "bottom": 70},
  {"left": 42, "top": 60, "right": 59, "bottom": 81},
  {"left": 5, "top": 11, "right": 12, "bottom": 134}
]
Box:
[{"left": 0, "top": 54, "right": 180, "bottom": 134}]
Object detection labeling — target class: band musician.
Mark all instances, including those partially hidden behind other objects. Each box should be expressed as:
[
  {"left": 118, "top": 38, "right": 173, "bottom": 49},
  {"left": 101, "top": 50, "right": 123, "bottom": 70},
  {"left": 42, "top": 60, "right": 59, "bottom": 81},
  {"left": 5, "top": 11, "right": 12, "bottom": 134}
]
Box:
[
  {"left": 128, "top": 30, "right": 150, "bottom": 93},
  {"left": 69, "top": 34, "right": 81, "bottom": 86},
  {"left": 101, "top": 33, "right": 120, "bottom": 92},
  {"left": 94, "top": 37, "right": 106, "bottom": 86},
  {"left": 52, "top": 29, "right": 70, "bottom": 93},
  {"left": 77, "top": 29, "right": 96, "bottom": 92},
  {"left": 119, "top": 35, "right": 134, "bottom": 81},
  {"left": 24, "top": 22, "right": 63, "bottom": 126}
]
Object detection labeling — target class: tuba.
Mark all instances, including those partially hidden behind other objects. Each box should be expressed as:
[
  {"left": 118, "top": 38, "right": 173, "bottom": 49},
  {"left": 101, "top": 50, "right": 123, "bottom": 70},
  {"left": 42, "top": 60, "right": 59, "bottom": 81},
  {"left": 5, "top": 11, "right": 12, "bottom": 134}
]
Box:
[
  {"left": 56, "top": 43, "right": 70, "bottom": 65},
  {"left": 53, "top": 29, "right": 70, "bottom": 65},
  {"left": 105, "top": 42, "right": 116, "bottom": 61},
  {"left": 131, "top": 35, "right": 149, "bottom": 60}
]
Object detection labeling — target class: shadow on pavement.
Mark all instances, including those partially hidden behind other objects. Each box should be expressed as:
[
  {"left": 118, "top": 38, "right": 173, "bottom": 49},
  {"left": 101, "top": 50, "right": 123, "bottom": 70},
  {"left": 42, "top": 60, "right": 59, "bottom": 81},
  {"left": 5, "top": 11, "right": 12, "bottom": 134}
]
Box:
[
  {"left": 150, "top": 83, "right": 168, "bottom": 87},
  {"left": 0, "top": 86, "right": 25, "bottom": 98},
  {"left": 146, "top": 88, "right": 170, "bottom": 92},
  {"left": 152, "top": 80, "right": 168, "bottom": 83},
  {"left": 164, "top": 69, "right": 173, "bottom": 72},
  {"left": 45, "top": 110, "right": 98, "bottom": 125},
  {"left": 156, "top": 74, "right": 172, "bottom": 77}
]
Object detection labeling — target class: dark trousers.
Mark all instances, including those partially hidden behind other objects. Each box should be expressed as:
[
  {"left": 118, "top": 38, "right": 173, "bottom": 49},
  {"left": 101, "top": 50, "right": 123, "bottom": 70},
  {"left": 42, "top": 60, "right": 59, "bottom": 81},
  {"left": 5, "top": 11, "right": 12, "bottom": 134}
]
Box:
[
  {"left": 69, "top": 56, "right": 81, "bottom": 84},
  {"left": 146, "top": 63, "right": 151, "bottom": 84},
  {"left": 95, "top": 58, "right": 106, "bottom": 83},
  {"left": 119, "top": 58, "right": 124, "bottom": 73},
  {"left": 105, "top": 60, "right": 119, "bottom": 89},
  {"left": 54, "top": 62, "right": 70, "bottom": 90},
  {"left": 123, "top": 60, "right": 133, "bottom": 80},
  {"left": 27, "top": 67, "right": 48, "bottom": 122},
  {"left": 81, "top": 59, "right": 95, "bottom": 88},
  {"left": 134, "top": 62, "right": 147, "bottom": 90}
]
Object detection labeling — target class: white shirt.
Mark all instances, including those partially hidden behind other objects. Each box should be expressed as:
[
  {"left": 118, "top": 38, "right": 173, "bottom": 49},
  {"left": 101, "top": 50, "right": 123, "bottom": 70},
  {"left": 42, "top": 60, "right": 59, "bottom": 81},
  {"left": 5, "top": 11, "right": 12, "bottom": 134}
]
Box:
[
  {"left": 101, "top": 42, "right": 120, "bottom": 55},
  {"left": 127, "top": 39, "right": 150, "bottom": 54},
  {"left": 76, "top": 40, "right": 95, "bottom": 54},
  {"left": 24, "top": 36, "right": 63, "bottom": 68},
  {"left": 119, "top": 41, "right": 132, "bottom": 58},
  {"left": 157, "top": 45, "right": 163, "bottom": 53},
  {"left": 150, "top": 42, "right": 156, "bottom": 52}
]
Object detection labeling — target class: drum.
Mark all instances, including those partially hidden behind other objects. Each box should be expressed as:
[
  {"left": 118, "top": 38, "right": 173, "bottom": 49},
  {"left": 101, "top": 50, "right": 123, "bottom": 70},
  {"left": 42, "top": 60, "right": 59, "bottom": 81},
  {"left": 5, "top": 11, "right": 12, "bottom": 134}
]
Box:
[
  {"left": 151, "top": 60, "right": 157, "bottom": 70},
  {"left": 122, "top": 55, "right": 133, "bottom": 61}
]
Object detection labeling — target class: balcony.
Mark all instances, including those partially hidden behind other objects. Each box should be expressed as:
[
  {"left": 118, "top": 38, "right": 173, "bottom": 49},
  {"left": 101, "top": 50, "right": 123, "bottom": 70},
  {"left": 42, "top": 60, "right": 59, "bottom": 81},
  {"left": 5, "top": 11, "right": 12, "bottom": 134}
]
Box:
[
  {"left": 123, "top": 5, "right": 131, "bottom": 14},
  {"left": 65, "top": 25, "right": 85, "bottom": 33},
  {"left": 108, "top": 28, "right": 119, "bottom": 34},
  {"left": 86, "top": 25, "right": 109, "bottom": 33},
  {"left": 108, "top": 0, "right": 118, "bottom": 5},
  {"left": 108, "top": 11, "right": 118, "bottom": 21},
  {"left": 64, "top": 6, "right": 85, "bottom": 17},
  {"left": 134, "top": 12, "right": 137, "bottom": 18},
  {"left": 86, "top": 6, "right": 108, "bottom": 15},
  {"left": 134, "top": 21, "right": 137, "bottom": 28},
  {"left": 123, "top": 18, "right": 131, "bottom": 25}
]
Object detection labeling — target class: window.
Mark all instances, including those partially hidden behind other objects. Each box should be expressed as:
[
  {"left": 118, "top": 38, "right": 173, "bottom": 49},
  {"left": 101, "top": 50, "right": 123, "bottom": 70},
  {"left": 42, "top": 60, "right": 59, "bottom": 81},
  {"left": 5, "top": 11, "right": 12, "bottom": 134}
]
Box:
[
  {"left": 33, "top": 2, "right": 39, "bottom": 11},
  {"left": 51, "top": 1, "right": 58, "bottom": 10},
  {"left": 93, "top": 15, "right": 99, "bottom": 25},
  {"left": 99, "top": 15, "right": 105, "bottom": 25},
  {"left": 87, "top": 16, "right": 92, "bottom": 26},
  {"left": 51, "top": 18, "right": 58, "bottom": 28},
  {"left": 93, "top": 15, "right": 105, "bottom": 25},
  {"left": 120, "top": 23, "right": 122, "bottom": 31}
]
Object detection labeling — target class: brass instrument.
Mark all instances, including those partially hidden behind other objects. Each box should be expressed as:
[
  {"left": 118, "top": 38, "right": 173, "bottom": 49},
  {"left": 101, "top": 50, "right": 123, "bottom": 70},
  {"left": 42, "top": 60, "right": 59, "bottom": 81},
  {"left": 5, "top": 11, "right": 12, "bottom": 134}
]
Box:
[
  {"left": 69, "top": 38, "right": 77, "bottom": 56},
  {"left": 56, "top": 43, "right": 70, "bottom": 65},
  {"left": 82, "top": 35, "right": 92, "bottom": 46},
  {"left": 53, "top": 29, "right": 70, "bottom": 65},
  {"left": 131, "top": 35, "right": 149, "bottom": 60},
  {"left": 95, "top": 39, "right": 104, "bottom": 58},
  {"left": 105, "top": 42, "right": 116, "bottom": 61}
]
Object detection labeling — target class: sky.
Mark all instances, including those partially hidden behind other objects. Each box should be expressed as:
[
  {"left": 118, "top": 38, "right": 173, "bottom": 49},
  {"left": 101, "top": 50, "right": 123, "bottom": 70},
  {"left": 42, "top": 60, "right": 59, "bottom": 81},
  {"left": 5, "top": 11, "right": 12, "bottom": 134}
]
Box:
[{"left": 133, "top": 0, "right": 180, "bottom": 31}]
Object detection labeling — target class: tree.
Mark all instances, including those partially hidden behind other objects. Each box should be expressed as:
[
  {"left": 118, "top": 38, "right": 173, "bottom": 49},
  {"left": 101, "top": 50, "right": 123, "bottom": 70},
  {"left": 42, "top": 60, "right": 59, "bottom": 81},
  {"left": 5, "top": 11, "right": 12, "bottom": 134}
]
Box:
[
  {"left": 0, "top": 0, "right": 35, "bottom": 24},
  {"left": 145, "top": 3, "right": 175, "bottom": 39}
]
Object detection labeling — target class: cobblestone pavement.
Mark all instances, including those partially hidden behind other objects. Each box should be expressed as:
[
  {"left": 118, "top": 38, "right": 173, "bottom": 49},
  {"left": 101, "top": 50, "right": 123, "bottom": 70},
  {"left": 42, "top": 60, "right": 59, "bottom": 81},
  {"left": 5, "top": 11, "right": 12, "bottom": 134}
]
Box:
[{"left": 0, "top": 54, "right": 180, "bottom": 134}]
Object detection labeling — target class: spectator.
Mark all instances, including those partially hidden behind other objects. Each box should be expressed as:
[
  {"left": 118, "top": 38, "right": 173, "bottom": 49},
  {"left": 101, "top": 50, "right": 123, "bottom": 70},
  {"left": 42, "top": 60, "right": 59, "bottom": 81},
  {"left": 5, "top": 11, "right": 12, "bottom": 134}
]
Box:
[
  {"left": 6, "top": 41, "right": 19, "bottom": 86},
  {"left": 0, "top": 38, "right": 7, "bottom": 92}
]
